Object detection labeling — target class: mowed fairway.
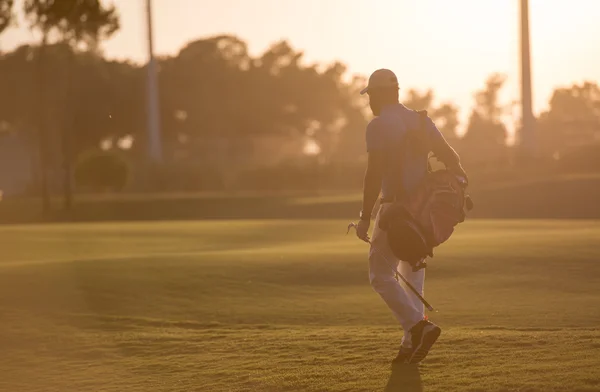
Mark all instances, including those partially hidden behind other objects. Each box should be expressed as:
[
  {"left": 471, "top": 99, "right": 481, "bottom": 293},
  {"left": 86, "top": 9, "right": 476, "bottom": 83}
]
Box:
[{"left": 0, "top": 220, "right": 599, "bottom": 392}]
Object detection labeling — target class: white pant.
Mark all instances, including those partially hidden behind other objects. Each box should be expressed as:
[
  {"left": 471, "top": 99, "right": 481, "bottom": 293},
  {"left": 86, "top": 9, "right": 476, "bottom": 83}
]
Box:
[{"left": 369, "top": 203, "right": 425, "bottom": 346}]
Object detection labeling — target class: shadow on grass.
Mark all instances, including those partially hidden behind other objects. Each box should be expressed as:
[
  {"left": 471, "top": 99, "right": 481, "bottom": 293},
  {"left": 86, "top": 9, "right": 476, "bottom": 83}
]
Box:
[{"left": 384, "top": 363, "right": 423, "bottom": 392}]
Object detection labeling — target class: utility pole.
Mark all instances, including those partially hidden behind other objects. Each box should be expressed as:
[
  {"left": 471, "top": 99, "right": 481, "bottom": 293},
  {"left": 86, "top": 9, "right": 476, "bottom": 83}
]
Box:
[
  {"left": 146, "top": 0, "right": 162, "bottom": 163},
  {"left": 520, "top": 0, "right": 536, "bottom": 159}
]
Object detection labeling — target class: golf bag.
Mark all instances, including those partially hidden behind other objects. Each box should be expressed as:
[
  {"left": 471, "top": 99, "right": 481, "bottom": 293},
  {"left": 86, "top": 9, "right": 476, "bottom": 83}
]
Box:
[{"left": 378, "top": 111, "right": 473, "bottom": 269}]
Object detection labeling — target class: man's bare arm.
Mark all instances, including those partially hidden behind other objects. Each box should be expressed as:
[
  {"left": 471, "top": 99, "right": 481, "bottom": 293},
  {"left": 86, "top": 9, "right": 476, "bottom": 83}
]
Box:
[
  {"left": 430, "top": 131, "right": 468, "bottom": 180},
  {"left": 361, "top": 151, "right": 385, "bottom": 219}
]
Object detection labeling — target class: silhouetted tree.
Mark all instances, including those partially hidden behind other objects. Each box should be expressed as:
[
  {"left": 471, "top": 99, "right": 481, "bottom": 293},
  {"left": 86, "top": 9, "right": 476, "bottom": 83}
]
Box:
[
  {"left": 431, "top": 102, "right": 460, "bottom": 141},
  {"left": 329, "top": 74, "right": 369, "bottom": 165},
  {"left": 403, "top": 89, "right": 435, "bottom": 112},
  {"left": 23, "top": 0, "right": 119, "bottom": 210},
  {"left": 537, "top": 81, "right": 600, "bottom": 159},
  {"left": 402, "top": 89, "right": 459, "bottom": 141},
  {"left": 1, "top": 34, "right": 484, "bottom": 192},
  {"left": 0, "top": 0, "right": 13, "bottom": 33},
  {"left": 462, "top": 73, "right": 509, "bottom": 167},
  {"left": 156, "top": 36, "right": 368, "bottom": 188}
]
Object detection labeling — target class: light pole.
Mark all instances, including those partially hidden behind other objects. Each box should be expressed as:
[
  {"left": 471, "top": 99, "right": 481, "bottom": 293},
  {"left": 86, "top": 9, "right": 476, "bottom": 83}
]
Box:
[
  {"left": 146, "top": 0, "right": 162, "bottom": 163},
  {"left": 520, "top": 0, "right": 536, "bottom": 158}
]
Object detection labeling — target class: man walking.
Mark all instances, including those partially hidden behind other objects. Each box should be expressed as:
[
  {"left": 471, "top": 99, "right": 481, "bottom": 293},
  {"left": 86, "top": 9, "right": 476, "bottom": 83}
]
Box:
[{"left": 355, "top": 69, "right": 467, "bottom": 364}]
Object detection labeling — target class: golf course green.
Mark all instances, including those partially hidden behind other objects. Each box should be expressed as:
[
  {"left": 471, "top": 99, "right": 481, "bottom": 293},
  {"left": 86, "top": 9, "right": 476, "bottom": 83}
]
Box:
[{"left": 1, "top": 220, "right": 599, "bottom": 391}]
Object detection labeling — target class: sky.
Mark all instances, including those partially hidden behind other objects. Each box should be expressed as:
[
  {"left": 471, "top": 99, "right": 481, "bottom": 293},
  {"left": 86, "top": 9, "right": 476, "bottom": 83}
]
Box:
[{"left": 2, "top": 0, "right": 599, "bottom": 135}]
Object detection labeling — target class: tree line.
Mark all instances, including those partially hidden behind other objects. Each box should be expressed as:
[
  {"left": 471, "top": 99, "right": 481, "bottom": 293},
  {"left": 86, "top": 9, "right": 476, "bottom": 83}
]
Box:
[{"left": 1, "top": 1, "right": 599, "bottom": 205}]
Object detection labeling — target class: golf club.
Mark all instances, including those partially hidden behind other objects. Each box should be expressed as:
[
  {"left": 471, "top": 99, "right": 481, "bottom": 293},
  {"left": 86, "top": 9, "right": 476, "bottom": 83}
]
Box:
[{"left": 347, "top": 222, "right": 436, "bottom": 312}]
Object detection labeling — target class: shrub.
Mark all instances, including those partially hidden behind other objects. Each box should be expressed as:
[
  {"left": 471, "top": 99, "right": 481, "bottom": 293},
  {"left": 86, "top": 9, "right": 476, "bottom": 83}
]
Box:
[{"left": 74, "top": 150, "right": 130, "bottom": 192}]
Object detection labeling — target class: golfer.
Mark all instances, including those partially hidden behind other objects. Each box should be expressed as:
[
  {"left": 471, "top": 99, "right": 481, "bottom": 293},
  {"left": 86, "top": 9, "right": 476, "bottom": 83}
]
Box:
[{"left": 355, "top": 69, "right": 467, "bottom": 364}]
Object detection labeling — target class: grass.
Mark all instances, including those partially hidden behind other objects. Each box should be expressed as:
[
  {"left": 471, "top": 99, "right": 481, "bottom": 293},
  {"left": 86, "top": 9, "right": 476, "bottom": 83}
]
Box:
[{"left": 0, "top": 220, "right": 599, "bottom": 391}]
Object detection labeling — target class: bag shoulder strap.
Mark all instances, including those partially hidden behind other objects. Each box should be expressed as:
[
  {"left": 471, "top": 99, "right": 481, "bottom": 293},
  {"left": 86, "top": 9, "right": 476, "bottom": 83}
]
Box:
[
  {"left": 416, "top": 110, "right": 432, "bottom": 154},
  {"left": 418, "top": 110, "right": 438, "bottom": 172},
  {"left": 394, "top": 109, "right": 432, "bottom": 200}
]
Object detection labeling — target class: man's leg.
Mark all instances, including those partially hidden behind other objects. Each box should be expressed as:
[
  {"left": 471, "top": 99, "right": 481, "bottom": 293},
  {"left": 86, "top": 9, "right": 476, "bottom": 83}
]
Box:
[
  {"left": 369, "top": 206, "right": 423, "bottom": 335},
  {"left": 396, "top": 260, "right": 426, "bottom": 349},
  {"left": 398, "top": 260, "right": 426, "bottom": 321},
  {"left": 369, "top": 206, "right": 441, "bottom": 363},
  {"left": 398, "top": 259, "right": 442, "bottom": 364}
]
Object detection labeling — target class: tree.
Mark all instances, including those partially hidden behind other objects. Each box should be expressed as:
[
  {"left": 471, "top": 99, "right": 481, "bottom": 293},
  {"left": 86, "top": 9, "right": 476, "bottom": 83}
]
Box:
[
  {"left": 0, "top": 33, "right": 371, "bottom": 193},
  {"left": 0, "top": 44, "right": 140, "bottom": 156},
  {"left": 402, "top": 88, "right": 459, "bottom": 140},
  {"left": 461, "top": 73, "right": 509, "bottom": 166},
  {"left": 537, "top": 81, "right": 600, "bottom": 158},
  {"left": 23, "top": 0, "right": 119, "bottom": 210},
  {"left": 0, "top": 0, "right": 13, "bottom": 33},
  {"left": 403, "top": 89, "right": 434, "bottom": 112},
  {"left": 473, "top": 73, "right": 506, "bottom": 124},
  {"left": 431, "top": 103, "right": 460, "bottom": 141},
  {"left": 157, "top": 36, "right": 367, "bottom": 188},
  {"left": 24, "top": 0, "right": 118, "bottom": 48}
]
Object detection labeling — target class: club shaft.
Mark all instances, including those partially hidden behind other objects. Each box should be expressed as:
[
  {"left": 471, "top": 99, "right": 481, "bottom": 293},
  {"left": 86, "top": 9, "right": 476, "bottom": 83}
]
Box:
[
  {"left": 348, "top": 222, "right": 435, "bottom": 312},
  {"left": 370, "top": 245, "right": 435, "bottom": 312}
]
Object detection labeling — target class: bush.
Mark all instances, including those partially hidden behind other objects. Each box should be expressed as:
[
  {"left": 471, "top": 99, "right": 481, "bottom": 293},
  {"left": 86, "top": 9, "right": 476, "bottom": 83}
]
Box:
[
  {"left": 74, "top": 150, "right": 130, "bottom": 192},
  {"left": 234, "top": 160, "right": 363, "bottom": 191},
  {"left": 556, "top": 143, "right": 600, "bottom": 172}
]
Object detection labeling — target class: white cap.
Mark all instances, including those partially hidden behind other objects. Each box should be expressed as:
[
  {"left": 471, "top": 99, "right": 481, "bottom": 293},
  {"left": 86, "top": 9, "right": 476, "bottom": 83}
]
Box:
[{"left": 360, "top": 69, "right": 399, "bottom": 95}]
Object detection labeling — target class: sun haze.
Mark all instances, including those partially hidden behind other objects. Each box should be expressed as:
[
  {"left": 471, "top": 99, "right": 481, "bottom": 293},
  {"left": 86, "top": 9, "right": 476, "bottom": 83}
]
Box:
[
  {"left": 2, "top": 0, "right": 599, "bottom": 127},
  {"left": 2, "top": 1, "right": 600, "bottom": 391}
]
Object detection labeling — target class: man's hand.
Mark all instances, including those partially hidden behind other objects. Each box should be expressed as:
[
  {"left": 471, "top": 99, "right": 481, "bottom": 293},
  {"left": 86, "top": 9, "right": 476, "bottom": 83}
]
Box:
[
  {"left": 451, "top": 163, "right": 469, "bottom": 185},
  {"left": 356, "top": 219, "right": 371, "bottom": 243}
]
